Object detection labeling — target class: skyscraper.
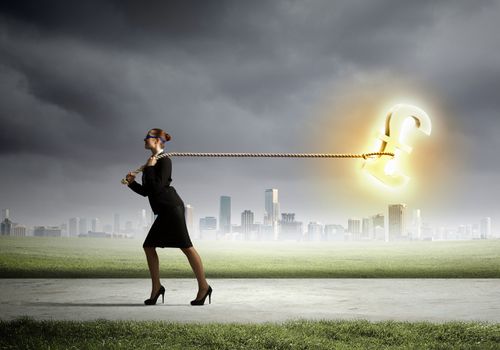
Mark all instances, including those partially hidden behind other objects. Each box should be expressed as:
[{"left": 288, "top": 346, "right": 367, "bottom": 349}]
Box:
[
  {"left": 371, "top": 213, "right": 385, "bottom": 240},
  {"left": 307, "top": 222, "right": 323, "bottom": 241},
  {"left": 113, "top": 213, "right": 120, "bottom": 234},
  {"left": 185, "top": 204, "right": 194, "bottom": 234},
  {"left": 1, "top": 217, "right": 13, "bottom": 235},
  {"left": 68, "top": 217, "right": 79, "bottom": 237},
  {"left": 348, "top": 218, "right": 361, "bottom": 240},
  {"left": 1, "top": 209, "right": 9, "bottom": 220},
  {"left": 264, "top": 189, "right": 280, "bottom": 240},
  {"left": 219, "top": 196, "right": 231, "bottom": 235},
  {"left": 79, "top": 217, "right": 88, "bottom": 236},
  {"left": 388, "top": 204, "right": 407, "bottom": 240},
  {"left": 241, "top": 210, "right": 254, "bottom": 240},
  {"left": 139, "top": 209, "right": 147, "bottom": 230},
  {"left": 480, "top": 217, "right": 491, "bottom": 239},
  {"left": 91, "top": 218, "right": 100, "bottom": 232},
  {"left": 362, "top": 217, "right": 371, "bottom": 239},
  {"left": 411, "top": 209, "right": 422, "bottom": 240}
]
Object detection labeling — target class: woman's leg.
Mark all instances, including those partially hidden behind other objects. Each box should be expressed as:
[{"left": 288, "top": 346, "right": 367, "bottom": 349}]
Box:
[
  {"left": 143, "top": 246, "right": 162, "bottom": 298},
  {"left": 180, "top": 246, "right": 209, "bottom": 300}
]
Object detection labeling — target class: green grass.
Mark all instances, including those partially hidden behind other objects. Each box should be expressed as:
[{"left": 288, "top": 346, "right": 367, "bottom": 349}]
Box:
[
  {"left": 1, "top": 316, "right": 499, "bottom": 349},
  {"left": 1, "top": 236, "right": 499, "bottom": 278}
]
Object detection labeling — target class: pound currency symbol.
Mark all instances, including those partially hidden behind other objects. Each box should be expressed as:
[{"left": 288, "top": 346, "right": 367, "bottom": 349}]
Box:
[{"left": 363, "top": 104, "right": 432, "bottom": 187}]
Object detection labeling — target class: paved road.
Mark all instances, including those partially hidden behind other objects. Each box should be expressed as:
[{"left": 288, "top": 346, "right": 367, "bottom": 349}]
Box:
[{"left": 1, "top": 279, "right": 498, "bottom": 323}]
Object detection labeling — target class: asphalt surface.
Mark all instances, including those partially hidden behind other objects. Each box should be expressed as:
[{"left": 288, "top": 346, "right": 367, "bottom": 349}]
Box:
[{"left": 1, "top": 278, "right": 498, "bottom": 323}]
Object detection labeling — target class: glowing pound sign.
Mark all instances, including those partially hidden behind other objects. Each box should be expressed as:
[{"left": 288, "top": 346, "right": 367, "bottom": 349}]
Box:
[{"left": 363, "top": 104, "right": 432, "bottom": 188}]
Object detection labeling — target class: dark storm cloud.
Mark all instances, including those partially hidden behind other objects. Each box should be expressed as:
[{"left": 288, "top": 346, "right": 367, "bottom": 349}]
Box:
[{"left": 0, "top": 0, "right": 499, "bottom": 227}]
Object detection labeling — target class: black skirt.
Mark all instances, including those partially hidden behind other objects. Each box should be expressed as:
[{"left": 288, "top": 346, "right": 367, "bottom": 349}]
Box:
[{"left": 143, "top": 205, "right": 193, "bottom": 248}]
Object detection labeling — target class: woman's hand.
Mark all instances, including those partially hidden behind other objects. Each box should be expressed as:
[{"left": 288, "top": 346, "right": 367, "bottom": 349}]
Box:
[
  {"left": 125, "top": 172, "right": 136, "bottom": 183},
  {"left": 146, "top": 155, "right": 157, "bottom": 167}
]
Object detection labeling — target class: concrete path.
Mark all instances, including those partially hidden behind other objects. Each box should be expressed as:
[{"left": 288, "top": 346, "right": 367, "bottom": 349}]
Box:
[{"left": 1, "top": 279, "right": 499, "bottom": 323}]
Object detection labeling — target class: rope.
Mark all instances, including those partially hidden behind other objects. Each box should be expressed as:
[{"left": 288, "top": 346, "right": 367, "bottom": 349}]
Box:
[
  {"left": 121, "top": 151, "right": 394, "bottom": 185},
  {"left": 157, "top": 152, "right": 394, "bottom": 160}
]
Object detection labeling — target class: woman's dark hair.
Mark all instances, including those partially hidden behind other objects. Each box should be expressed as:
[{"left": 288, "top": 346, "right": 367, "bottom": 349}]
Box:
[{"left": 149, "top": 128, "right": 172, "bottom": 144}]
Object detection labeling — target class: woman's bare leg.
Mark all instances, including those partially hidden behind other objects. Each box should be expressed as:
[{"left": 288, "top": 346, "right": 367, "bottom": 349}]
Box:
[
  {"left": 143, "top": 247, "right": 162, "bottom": 298},
  {"left": 180, "top": 246, "right": 209, "bottom": 300}
]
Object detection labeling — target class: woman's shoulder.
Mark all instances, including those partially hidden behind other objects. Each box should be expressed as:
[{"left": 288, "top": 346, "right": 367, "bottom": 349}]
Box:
[
  {"left": 157, "top": 155, "right": 171, "bottom": 163},
  {"left": 156, "top": 155, "right": 171, "bottom": 168}
]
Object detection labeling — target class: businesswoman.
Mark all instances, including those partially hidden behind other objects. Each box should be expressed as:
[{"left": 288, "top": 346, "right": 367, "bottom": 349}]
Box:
[{"left": 125, "top": 128, "right": 212, "bottom": 306}]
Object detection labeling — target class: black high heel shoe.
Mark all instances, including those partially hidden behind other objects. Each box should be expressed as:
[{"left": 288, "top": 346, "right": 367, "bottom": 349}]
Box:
[
  {"left": 144, "top": 285, "right": 165, "bottom": 305},
  {"left": 190, "top": 285, "right": 212, "bottom": 305}
]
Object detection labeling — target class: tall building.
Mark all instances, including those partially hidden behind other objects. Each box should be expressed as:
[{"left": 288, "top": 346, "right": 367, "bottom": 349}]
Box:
[
  {"left": 185, "top": 204, "right": 194, "bottom": 235},
  {"left": 1, "top": 209, "right": 9, "bottom": 220},
  {"left": 68, "top": 217, "right": 79, "bottom": 237},
  {"left": 410, "top": 209, "right": 422, "bottom": 240},
  {"left": 388, "top": 204, "right": 407, "bottom": 240},
  {"left": 79, "top": 218, "right": 88, "bottom": 235},
  {"left": 347, "top": 218, "right": 361, "bottom": 240},
  {"left": 362, "top": 217, "right": 371, "bottom": 239},
  {"left": 280, "top": 213, "right": 302, "bottom": 241},
  {"left": 91, "top": 218, "right": 100, "bottom": 232},
  {"left": 219, "top": 196, "right": 231, "bottom": 235},
  {"left": 264, "top": 189, "right": 280, "bottom": 240},
  {"left": 1, "top": 218, "right": 13, "bottom": 235},
  {"left": 139, "top": 209, "right": 147, "bottom": 229},
  {"left": 200, "top": 216, "right": 217, "bottom": 240},
  {"left": 241, "top": 210, "right": 254, "bottom": 240},
  {"left": 371, "top": 213, "right": 385, "bottom": 240},
  {"left": 480, "top": 217, "right": 491, "bottom": 239},
  {"left": 307, "top": 222, "right": 323, "bottom": 241},
  {"left": 113, "top": 213, "right": 120, "bottom": 234}
]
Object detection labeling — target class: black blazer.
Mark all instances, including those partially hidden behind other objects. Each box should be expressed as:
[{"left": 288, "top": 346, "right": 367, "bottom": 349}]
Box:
[{"left": 128, "top": 154, "right": 184, "bottom": 214}]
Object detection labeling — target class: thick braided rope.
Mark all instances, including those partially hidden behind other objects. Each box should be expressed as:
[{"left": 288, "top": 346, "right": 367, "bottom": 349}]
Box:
[
  {"left": 157, "top": 152, "right": 394, "bottom": 159},
  {"left": 122, "top": 151, "right": 394, "bottom": 184}
]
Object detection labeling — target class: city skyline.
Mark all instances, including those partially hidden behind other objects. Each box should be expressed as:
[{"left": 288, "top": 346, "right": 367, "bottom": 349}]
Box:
[{"left": 2, "top": 185, "right": 495, "bottom": 241}]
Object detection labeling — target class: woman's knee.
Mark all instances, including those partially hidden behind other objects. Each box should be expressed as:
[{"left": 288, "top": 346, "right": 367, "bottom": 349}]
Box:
[
  {"left": 180, "top": 246, "right": 194, "bottom": 255},
  {"left": 143, "top": 246, "right": 156, "bottom": 253}
]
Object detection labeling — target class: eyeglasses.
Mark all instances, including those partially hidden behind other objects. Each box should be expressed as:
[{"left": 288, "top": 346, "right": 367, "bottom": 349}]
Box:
[{"left": 144, "top": 135, "right": 166, "bottom": 142}]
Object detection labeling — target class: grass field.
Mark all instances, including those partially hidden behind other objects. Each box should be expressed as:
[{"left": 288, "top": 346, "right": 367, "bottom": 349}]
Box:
[
  {"left": 1, "top": 316, "right": 499, "bottom": 349},
  {"left": 1, "top": 236, "right": 499, "bottom": 278}
]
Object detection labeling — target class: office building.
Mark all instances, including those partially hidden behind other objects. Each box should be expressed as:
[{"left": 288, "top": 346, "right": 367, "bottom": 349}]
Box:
[
  {"left": 219, "top": 196, "right": 231, "bottom": 235},
  {"left": 68, "top": 217, "right": 79, "bottom": 236},
  {"left": 480, "top": 217, "right": 491, "bottom": 239},
  {"left": 264, "top": 189, "right": 280, "bottom": 240},
  {"left": 388, "top": 204, "right": 407, "bottom": 240}
]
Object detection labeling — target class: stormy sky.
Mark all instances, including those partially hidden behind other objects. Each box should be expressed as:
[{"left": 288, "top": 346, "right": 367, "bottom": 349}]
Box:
[{"left": 0, "top": 0, "right": 499, "bottom": 231}]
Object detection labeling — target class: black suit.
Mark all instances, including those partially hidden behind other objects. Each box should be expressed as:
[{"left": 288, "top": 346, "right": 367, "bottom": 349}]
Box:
[
  {"left": 128, "top": 152, "right": 192, "bottom": 248},
  {"left": 128, "top": 154, "right": 184, "bottom": 215}
]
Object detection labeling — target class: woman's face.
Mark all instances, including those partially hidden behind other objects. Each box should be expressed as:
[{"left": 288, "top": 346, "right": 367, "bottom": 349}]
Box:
[{"left": 144, "top": 131, "right": 162, "bottom": 150}]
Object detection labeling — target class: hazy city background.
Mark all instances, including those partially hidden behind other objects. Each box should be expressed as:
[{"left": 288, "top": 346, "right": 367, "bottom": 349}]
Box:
[
  {"left": 1, "top": 1, "right": 499, "bottom": 237},
  {"left": 1, "top": 188, "right": 495, "bottom": 241}
]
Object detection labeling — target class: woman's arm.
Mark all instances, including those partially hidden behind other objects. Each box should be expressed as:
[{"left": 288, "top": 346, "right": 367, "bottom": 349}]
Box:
[{"left": 128, "top": 180, "right": 149, "bottom": 197}]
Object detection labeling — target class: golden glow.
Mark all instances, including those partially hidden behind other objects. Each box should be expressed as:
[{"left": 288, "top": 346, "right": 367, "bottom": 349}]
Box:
[
  {"left": 307, "top": 75, "right": 462, "bottom": 215},
  {"left": 362, "top": 103, "right": 432, "bottom": 188}
]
